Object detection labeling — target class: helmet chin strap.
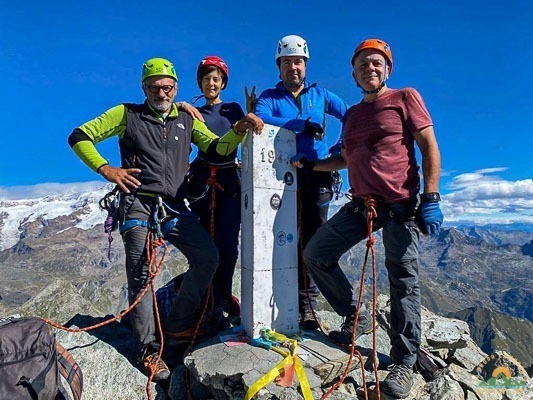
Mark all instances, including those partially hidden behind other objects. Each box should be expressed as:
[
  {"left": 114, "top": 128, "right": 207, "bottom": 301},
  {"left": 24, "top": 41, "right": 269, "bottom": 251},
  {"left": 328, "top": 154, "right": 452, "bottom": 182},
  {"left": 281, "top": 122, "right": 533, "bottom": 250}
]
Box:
[
  {"left": 359, "top": 81, "right": 386, "bottom": 94},
  {"left": 356, "top": 60, "right": 389, "bottom": 94}
]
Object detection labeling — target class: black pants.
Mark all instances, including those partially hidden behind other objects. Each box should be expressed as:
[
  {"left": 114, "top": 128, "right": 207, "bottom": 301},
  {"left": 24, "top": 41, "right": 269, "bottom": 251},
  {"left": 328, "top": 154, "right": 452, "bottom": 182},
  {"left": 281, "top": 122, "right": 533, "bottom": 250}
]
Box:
[
  {"left": 297, "top": 170, "right": 333, "bottom": 314},
  {"left": 188, "top": 161, "right": 241, "bottom": 306},
  {"left": 119, "top": 194, "right": 218, "bottom": 358}
]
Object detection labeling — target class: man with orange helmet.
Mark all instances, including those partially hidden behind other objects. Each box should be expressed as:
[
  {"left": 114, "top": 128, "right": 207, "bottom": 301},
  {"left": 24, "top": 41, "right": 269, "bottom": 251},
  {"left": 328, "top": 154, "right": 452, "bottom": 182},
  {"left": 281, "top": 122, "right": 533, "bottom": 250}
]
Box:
[
  {"left": 294, "top": 39, "right": 443, "bottom": 398},
  {"left": 187, "top": 55, "right": 245, "bottom": 329}
]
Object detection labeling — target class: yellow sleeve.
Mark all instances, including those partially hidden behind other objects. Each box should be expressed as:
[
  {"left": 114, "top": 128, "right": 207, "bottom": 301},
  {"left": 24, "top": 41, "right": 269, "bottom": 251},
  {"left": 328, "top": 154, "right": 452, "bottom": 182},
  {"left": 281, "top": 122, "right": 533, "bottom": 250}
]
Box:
[
  {"left": 191, "top": 119, "right": 244, "bottom": 155},
  {"left": 72, "top": 105, "right": 127, "bottom": 172}
]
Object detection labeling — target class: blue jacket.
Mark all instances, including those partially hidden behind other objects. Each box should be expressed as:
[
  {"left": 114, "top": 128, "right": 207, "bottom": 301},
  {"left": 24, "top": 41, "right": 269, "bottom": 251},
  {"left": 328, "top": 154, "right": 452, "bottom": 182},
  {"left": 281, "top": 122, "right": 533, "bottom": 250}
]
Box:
[{"left": 255, "top": 81, "right": 348, "bottom": 160}]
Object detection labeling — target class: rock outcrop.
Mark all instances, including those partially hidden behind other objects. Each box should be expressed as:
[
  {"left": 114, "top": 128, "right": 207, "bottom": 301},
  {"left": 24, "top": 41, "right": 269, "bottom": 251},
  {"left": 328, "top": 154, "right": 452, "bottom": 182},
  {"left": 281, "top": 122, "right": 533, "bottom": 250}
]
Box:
[{"left": 12, "top": 289, "right": 528, "bottom": 400}]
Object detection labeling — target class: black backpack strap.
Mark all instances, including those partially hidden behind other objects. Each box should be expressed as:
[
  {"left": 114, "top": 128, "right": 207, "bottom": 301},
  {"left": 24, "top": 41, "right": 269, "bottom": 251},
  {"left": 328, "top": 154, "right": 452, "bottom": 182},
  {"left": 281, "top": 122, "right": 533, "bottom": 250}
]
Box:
[{"left": 56, "top": 343, "right": 83, "bottom": 400}]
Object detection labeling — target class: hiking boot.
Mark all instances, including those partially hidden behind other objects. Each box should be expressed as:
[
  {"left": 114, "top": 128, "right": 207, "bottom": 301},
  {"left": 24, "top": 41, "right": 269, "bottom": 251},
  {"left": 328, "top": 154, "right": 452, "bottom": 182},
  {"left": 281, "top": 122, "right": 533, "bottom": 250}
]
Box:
[
  {"left": 381, "top": 363, "right": 414, "bottom": 398},
  {"left": 212, "top": 306, "right": 231, "bottom": 330},
  {"left": 300, "top": 309, "right": 320, "bottom": 331},
  {"left": 142, "top": 352, "right": 170, "bottom": 381},
  {"left": 328, "top": 313, "right": 375, "bottom": 345}
]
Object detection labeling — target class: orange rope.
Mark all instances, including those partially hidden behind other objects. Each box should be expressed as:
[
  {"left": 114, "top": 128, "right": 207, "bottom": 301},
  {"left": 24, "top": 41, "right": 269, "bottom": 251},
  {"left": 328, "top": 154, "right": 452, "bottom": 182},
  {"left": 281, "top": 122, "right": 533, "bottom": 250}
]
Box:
[
  {"left": 206, "top": 165, "right": 223, "bottom": 239},
  {"left": 309, "top": 195, "right": 381, "bottom": 400}
]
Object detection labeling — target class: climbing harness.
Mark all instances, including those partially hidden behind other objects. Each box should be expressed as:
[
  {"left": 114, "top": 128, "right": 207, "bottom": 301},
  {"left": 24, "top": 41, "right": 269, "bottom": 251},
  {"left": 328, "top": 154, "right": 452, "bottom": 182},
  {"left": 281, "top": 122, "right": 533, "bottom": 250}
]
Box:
[
  {"left": 246, "top": 329, "right": 313, "bottom": 400},
  {"left": 187, "top": 159, "right": 236, "bottom": 205}
]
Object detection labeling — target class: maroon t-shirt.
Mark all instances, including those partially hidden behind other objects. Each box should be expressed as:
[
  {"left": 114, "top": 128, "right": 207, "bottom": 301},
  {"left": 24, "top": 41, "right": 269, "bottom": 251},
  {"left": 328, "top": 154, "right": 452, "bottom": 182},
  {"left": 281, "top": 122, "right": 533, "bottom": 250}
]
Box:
[{"left": 343, "top": 88, "right": 433, "bottom": 202}]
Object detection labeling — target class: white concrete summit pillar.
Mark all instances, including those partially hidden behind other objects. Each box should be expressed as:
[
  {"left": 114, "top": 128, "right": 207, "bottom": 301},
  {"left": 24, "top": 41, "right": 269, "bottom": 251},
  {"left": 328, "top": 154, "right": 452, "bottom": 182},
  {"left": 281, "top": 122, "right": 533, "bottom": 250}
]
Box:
[{"left": 240, "top": 124, "right": 299, "bottom": 338}]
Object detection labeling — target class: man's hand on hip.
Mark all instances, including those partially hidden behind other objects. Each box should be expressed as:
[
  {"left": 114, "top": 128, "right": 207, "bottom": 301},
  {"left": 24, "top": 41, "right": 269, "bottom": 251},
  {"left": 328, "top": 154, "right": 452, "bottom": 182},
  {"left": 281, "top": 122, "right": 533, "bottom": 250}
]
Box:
[{"left": 99, "top": 165, "right": 141, "bottom": 193}]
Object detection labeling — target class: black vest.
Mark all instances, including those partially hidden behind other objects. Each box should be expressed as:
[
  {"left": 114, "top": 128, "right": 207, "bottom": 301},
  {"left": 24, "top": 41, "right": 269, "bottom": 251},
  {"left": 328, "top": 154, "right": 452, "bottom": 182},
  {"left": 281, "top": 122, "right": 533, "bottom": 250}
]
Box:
[{"left": 119, "top": 103, "right": 193, "bottom": 199}]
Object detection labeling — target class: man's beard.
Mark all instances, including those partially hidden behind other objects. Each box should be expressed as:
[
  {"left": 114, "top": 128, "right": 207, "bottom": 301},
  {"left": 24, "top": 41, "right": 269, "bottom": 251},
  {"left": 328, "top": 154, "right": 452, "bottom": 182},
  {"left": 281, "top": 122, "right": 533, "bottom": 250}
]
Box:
[
  {"left": 149, "top": 99, "right": 171, "bottom": 112},
  {"left": 283, "top": 77, "right": 304, "bottom": 89}
]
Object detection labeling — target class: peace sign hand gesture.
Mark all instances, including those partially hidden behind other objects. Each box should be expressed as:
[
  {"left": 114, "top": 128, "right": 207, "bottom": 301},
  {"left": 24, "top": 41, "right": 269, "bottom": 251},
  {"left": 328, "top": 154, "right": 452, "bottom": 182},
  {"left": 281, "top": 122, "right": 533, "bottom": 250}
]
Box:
[{"left": 244, "top": 86, "right": 257, "bottom": 113}]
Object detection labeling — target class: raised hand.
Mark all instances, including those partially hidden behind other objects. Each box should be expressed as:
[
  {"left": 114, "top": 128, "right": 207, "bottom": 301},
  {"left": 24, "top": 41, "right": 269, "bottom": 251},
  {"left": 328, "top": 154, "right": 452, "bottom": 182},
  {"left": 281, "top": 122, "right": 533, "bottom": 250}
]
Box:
[{"left": 244, "top": 86, "right": 257, "bottom": 113}]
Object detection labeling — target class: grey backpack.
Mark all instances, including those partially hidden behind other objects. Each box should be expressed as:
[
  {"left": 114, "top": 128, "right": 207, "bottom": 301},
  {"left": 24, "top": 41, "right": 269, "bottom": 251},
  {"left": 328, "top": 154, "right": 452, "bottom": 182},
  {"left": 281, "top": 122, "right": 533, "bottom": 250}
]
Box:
[{"left": 0, "top": 316, "right": 83, "bottom": 400}]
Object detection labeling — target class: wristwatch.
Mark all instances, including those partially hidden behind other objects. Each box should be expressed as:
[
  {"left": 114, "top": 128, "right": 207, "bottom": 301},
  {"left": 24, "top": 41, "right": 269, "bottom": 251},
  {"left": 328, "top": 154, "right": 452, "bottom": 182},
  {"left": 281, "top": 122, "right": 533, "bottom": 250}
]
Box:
[{"left": 420, "top": 192, "right": 441, "bottom": 202}]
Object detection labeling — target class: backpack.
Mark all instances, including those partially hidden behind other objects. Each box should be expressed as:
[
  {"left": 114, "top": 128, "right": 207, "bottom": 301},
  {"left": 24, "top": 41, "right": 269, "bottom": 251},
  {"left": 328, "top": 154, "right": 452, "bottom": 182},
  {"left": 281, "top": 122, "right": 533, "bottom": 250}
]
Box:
[
  {"left": 414, "top": 347, "right": 448, "bottom": 382},
  {"left": 0, "top": 316, "right": 83, "bottom": 400}
]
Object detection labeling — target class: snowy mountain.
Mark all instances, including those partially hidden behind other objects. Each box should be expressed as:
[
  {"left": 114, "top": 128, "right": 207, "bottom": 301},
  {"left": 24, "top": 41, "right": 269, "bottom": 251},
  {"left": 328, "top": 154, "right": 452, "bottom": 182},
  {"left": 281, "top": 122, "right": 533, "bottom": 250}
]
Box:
[{"left": 0, "top": 184, "right": 111, "bottom": 251}]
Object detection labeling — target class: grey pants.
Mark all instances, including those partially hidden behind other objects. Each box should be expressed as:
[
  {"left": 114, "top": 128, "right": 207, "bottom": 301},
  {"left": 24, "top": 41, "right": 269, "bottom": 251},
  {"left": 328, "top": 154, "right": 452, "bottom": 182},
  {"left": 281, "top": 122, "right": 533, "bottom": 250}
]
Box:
[
  {"left": 303, "top": 197, "right": 421, "bottom": 366},
  {"left": 120, "top": 194, "right": 218, "bottom": 357}
]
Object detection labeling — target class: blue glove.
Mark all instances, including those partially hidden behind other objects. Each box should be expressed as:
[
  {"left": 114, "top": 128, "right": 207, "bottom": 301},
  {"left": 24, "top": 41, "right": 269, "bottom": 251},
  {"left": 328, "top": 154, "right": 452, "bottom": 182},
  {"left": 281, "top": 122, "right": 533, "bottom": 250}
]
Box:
[
  {"left": 290, "top": 153, "right": 315, "bottom": 171},
  {"left": 303, "top": 118, "right": 324, "bottom": 140},
  {"left": 419, "top": 200, "right": 443, "bottom": 235}
]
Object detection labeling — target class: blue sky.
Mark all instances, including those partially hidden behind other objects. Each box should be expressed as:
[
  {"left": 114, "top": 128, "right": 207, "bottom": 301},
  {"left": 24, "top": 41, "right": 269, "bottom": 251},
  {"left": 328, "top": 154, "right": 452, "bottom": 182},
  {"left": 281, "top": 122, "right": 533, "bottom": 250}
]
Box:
[{"left": 1, "top": 0, "right": 532, "bottom": 225}]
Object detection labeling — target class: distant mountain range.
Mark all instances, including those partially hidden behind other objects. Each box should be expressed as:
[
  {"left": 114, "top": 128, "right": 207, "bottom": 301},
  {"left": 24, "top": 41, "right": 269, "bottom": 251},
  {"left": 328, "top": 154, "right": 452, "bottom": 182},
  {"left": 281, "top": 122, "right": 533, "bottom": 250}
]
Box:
[{"left": 1, "top": 184, "right": 531, "bottom": 371}]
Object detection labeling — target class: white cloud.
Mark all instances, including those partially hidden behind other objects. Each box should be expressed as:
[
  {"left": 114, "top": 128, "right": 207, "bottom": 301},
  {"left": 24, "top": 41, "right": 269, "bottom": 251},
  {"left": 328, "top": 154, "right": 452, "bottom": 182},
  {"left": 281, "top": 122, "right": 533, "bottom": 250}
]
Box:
[
  {"left": 0, "top": 181, "right": 110, "bottom": 200},
  {"left": 443, "top": 169, "right": 533, "bottom": 224},
  {"left": 448, "top": 168, "right": 508, "bottom": 190},
  {"left": 475, "top": 167, "right": 508, "bottom": 174}
]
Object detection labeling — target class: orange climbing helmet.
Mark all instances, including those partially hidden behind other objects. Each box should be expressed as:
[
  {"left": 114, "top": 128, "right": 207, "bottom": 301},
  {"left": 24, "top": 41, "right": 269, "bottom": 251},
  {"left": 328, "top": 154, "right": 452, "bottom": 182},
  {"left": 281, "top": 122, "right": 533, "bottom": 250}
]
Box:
[{"left": 350, "top": 39, "right": 393, "bottom": 73}]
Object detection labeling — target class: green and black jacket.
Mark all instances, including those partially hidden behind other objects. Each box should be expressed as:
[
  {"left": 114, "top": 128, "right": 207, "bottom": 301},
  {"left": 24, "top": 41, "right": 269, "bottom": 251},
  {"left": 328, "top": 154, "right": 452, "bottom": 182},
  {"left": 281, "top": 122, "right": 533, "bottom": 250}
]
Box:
[{"left": 68, "top": 102, "right": 244, "bottom": 199}]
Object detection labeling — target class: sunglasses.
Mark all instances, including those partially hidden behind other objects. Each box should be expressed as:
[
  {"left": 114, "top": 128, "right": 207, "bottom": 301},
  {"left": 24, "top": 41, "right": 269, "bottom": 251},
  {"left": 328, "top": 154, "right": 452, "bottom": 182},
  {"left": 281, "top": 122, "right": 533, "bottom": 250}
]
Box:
[{"left": 145, "top": 84, "right": 176, "bottom": 94}]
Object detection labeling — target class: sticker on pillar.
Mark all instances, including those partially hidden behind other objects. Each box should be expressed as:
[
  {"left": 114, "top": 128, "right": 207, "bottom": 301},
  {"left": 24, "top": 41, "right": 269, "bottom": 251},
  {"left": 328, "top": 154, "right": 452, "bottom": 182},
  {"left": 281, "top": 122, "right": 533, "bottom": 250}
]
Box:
[
  {"left": 244, "top": 194, "right": 249, "bottom": 209},
  {"left": 284, "top": 172, "right": 294, "bottom": 186},
  {"left": 277, "top": 231, "right": 287, "bottom": 246},
  {"left": 270, "top": 194, "right": 282, "bottom": 210}
]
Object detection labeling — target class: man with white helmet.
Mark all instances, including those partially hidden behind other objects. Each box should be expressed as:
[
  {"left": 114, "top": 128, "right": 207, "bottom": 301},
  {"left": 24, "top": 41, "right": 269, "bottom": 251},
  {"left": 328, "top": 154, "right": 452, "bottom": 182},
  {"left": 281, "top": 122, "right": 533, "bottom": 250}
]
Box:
[
  {"left": 254, "top": 35, "right": 348, "bottom": 330},
  {"left": 294, "top": 39, "right": 443, "bottom": 398}
]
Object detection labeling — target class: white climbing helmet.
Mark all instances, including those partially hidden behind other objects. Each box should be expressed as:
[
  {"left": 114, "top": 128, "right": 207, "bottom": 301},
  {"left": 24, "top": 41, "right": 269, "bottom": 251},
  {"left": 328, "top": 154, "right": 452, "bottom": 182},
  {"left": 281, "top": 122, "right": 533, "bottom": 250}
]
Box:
[{"left": 275, "top": 35, "right": 310, "bottom": 61}]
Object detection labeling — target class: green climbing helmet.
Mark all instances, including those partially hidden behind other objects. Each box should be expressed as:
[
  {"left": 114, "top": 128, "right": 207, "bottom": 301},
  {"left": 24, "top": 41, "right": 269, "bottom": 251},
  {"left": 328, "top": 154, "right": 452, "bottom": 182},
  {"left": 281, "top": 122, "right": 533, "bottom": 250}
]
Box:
[{"left": 141, "top": 57, "right": 178, "bottom": 82}]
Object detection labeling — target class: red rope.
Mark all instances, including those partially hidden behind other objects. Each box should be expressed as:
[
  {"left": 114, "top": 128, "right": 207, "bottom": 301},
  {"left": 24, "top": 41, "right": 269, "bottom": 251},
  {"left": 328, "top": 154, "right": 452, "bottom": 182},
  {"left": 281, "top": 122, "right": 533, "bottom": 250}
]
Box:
[
  {"left": 363, "top": 195, "right": 381, "bottom": 400},
  {"left": 183, "top": 164, "right": 221, "bottom": 398}
]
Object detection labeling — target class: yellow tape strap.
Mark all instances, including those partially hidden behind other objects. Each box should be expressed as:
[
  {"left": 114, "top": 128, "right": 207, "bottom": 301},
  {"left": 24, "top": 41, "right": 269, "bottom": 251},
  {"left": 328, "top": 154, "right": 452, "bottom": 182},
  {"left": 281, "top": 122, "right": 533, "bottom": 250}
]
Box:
[
  {"left": 244, "top": 351, "right": 292, "bottom": 400},
  {"left": 246, "top": 330, "right": 313, "bottom": 400},
  {"left": 294, "top": 355, "right": 313, "bottom": 400}
]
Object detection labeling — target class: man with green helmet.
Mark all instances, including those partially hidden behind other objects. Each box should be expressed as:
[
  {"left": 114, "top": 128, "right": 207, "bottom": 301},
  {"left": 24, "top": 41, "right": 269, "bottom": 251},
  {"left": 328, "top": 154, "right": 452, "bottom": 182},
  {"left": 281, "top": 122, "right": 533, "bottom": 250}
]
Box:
[{"left": 68, "top": 57, "right": 263, "bottom": 381}]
